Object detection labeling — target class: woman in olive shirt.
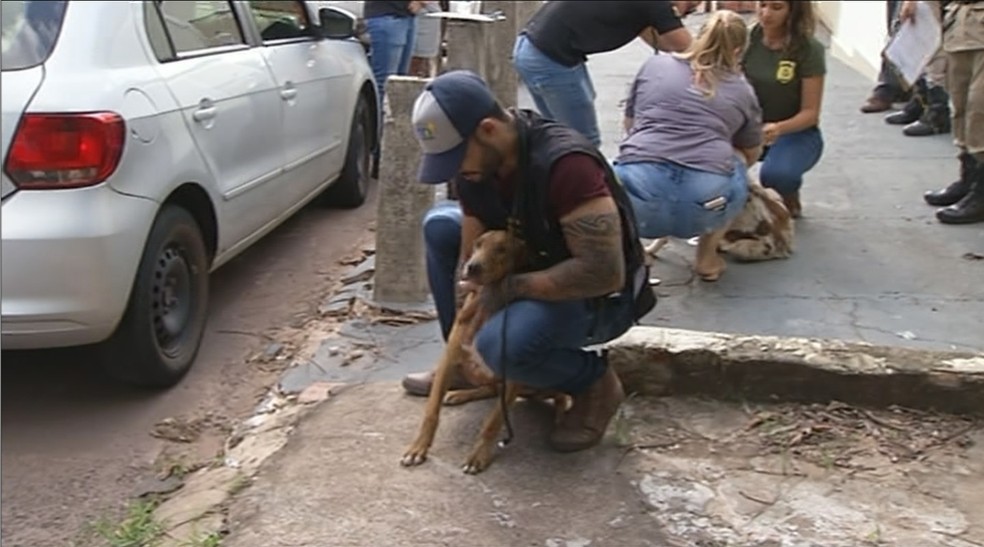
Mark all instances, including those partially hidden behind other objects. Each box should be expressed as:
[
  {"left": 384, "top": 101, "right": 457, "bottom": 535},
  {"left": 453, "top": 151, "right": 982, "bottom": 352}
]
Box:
[{"left": 742, "top": 1, "right": 827, "bottom": 217}]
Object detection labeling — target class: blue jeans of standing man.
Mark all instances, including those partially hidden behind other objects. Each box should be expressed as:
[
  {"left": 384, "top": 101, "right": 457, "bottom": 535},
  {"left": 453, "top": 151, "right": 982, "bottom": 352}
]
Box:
[
  {"left": 366, "top": 14, "right": 417, "bottom": 103},
  {"left": 512, "top": 34, "right": 602, "bottom": 147},
  {"left": 613, "top": 157, "right": 750, "bottom": 239},
  {"left": 759, "top": 127, "right": 825, "bottom": 196},
  {"left": 422, "top": 201, "right": 635, "bottom": 394}
]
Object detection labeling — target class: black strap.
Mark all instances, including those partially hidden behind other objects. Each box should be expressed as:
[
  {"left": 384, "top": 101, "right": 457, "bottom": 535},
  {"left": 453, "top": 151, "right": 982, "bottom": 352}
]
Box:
[{"left": 509, "top": 112, "right": 530, "bottom": 235}]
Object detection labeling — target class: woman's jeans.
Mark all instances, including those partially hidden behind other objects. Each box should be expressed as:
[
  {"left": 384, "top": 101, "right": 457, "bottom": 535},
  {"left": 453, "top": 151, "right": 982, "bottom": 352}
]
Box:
[
  {"left": 613, "top": 157, "right": 750, "bottom": 239},
  {"left": 366, "top": 15, "right": 417, "bottom": 103},
  {"left": 512, "top": 34, "right": 602, "bottom": 147},
  {"left": 422, "top": 201, "right": 635, "bottom": 394},
  {"left": 759, "top": 127, "right": 825, "bottom": 196}
]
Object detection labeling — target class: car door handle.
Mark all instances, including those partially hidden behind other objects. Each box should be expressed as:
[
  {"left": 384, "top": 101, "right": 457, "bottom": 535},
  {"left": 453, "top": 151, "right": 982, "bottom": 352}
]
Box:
[
  {"left": 280, "top": 88, "right": 298, "bottom": 101},
  {"left": 192, "top": 106, "right": 216, "bottom": 122}
]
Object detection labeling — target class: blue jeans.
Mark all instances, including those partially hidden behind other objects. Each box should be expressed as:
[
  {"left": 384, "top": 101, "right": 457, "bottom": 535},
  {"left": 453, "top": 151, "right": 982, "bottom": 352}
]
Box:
[
  {"left": 614, "top": 158, "right": 750, "bottom": 239},
  {"left": 366, "top": 15, "right": 417, "bottom": 102},
  {"left": 422, "top": 201, "right": 635, "bottom": 394},
  {"left": 759, "top": 127, "right": 825, "bottom": 196},
  {"left": 512, "top": 34, "right": 601, "bottom": 147}
]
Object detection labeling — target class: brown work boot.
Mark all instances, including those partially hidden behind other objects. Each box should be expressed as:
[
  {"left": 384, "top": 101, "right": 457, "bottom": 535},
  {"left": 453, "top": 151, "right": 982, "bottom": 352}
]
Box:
[
  {"left": 549, "top": 363, "right": 626, "bottom": 453},
  {"left": 860, "top": 95, "right": 892, "bottom": 114},
  {"left": 401, "top": 369, "right": 477, "bottom": 397}
]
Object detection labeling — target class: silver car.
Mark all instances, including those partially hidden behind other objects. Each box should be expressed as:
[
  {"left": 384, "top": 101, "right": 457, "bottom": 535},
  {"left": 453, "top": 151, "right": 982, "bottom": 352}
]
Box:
[{"left": 1, "top": 0, "right": 379, "bottom": 387}]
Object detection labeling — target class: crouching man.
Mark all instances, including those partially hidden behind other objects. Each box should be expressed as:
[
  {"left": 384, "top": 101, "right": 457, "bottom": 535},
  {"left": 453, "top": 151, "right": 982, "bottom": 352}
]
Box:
[{"left": 402, "top": 70, "right": 655, "bottom": 452}]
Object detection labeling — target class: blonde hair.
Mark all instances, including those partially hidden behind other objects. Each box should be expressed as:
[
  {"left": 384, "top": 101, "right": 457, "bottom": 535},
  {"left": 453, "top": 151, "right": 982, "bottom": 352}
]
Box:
[{"left": 676, "top": 10, "right": 749, "bottom": 98}]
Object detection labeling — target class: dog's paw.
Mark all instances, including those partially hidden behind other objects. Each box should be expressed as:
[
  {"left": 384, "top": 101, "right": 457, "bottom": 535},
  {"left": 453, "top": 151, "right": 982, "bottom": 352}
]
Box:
[
  {"left": 461, "top": 443, "right": 495, "bottom": 475},
  {"left": 401, "top": 445, "right": 429, "bottom": 467}
]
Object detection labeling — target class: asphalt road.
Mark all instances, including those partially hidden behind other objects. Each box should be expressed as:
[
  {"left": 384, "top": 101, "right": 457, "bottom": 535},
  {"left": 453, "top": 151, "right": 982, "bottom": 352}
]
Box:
[{"left": 1, "top": 186, "right": 379, "bottom": 547}]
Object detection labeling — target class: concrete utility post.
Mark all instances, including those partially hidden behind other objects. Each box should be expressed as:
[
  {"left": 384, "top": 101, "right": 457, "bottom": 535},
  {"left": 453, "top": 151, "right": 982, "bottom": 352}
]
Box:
[
  {"left": 445, "top": 2, "right": 541, "bottom": 106},
  {"left": 481, "top": 0, "right": 518, "bottom": 106},
  {"left": 442, "top": 15, "right": 493, "bottom": 80},
  {"left": 373, "top": 76, "right": 434, "bottom": 304}
]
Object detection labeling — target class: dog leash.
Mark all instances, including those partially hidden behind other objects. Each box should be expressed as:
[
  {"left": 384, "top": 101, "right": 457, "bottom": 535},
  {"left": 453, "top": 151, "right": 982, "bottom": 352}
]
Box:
[
  {"left": 497, "top": 215, "right": 525, "bottom": 448},
  {"left": 496, "top": 292, "right": 514, "bottom": 449},
  {"left": 497, "top": 115, "right": 535, "bottom": 449}
]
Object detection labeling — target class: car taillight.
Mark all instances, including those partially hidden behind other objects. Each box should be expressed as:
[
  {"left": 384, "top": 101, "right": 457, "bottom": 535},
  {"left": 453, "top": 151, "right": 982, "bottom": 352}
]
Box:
[{"left": 4, "top": 112, "right": 125, "bottom": 189}]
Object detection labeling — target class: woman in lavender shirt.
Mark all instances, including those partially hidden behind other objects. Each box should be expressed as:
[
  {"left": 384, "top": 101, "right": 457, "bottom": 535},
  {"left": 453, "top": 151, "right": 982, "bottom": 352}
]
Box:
[{"left": 613, "top": 10, "right": 764, "bottom": 281}]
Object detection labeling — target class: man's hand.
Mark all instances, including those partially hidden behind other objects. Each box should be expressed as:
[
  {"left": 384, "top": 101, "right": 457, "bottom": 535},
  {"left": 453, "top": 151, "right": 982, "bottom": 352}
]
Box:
[
  {"left": 476, "top": 278, "right": 515, "bottom": 313},
  {"left": 899, "top": 1, "right": 918, "bottom": 23},
  {"left": 454, "top": 265, "right": 474, "bottom": 311},
  {"left": 456, "top": 277, "right": 514, "bottom": 315}
]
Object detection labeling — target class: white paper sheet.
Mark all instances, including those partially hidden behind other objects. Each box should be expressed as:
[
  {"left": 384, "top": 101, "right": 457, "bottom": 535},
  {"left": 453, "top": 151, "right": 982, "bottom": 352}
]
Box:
[{"left": 883, "top": 1, "right": 942, "bottom": 88}]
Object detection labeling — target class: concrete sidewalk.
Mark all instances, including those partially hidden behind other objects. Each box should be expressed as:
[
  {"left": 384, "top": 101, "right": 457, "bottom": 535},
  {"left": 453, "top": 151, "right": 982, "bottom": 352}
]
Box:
[
  {"left": 587, "top": 37, "right": 983, "bottom": 354},
  {"left": 148, "top": 19, "right": 983, "bottom": 547}
]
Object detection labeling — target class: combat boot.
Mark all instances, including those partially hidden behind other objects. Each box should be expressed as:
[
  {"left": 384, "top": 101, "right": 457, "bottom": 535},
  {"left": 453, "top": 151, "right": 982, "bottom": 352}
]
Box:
[
  {"left": 925, "top": 152, "right": 973, "bottom": 206},
  {"left": 903, "top": 86, "right": 951, "bottom": 136},
  {"left": 885, "top": 83, "right": 924, "bottom": 125},
  {"left": 937, "top": 157, "right": 984, "bottom": 225}
]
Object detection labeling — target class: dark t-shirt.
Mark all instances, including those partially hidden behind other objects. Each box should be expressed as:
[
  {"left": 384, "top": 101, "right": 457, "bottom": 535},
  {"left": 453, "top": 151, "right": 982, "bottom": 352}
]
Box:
[
  {"left": 742, "top": 25, "right": 827, "bottom": 123},
  {"left": 459, "top": 153, "right": 611, "bottom": 226},
  {"left": 364, "top": 1, "right": 414, "bottom": 19},
  {"left": 523, "top": 1, "right": 685, "bottom": 67}
]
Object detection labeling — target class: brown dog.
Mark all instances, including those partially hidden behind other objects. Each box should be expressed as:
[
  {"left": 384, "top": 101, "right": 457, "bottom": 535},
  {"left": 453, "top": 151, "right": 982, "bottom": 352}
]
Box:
[
  {"left": 400, "top": 230, "right": 570, "bottom": 474},
  {"left": 718, "top": 177, "right": 795, "bottom": 261}
]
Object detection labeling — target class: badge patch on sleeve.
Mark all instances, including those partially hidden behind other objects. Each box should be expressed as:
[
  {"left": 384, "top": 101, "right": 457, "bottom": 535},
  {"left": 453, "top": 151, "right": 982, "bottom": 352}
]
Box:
[{"left": 776, "top": 60, "right": 797, "bottom": 84}]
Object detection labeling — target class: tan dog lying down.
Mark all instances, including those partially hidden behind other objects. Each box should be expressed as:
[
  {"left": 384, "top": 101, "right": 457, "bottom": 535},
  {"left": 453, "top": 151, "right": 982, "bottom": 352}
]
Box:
[
  {"left": 643, "top": 178, "right": 794, "bottom": 263},
  {"left": 719, "top": 178, "right": 795, "bottom": 261},
  {"left": 400, "top": 230, "right": 571, "bottom": 474}
]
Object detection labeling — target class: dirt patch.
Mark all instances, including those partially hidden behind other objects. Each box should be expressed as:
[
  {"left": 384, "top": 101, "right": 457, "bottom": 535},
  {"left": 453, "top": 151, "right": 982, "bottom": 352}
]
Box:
[{"left": 745, "top": 401, "right": 979, "bottom": 468}]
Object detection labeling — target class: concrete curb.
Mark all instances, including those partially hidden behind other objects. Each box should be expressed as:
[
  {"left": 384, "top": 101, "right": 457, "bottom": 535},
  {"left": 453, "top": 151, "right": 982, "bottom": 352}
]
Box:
[{"left": 608, "top": 327, "right": 984, "bottom": 416}]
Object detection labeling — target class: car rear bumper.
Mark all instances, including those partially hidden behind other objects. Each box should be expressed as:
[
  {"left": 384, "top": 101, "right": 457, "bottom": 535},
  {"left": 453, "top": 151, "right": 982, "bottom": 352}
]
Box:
[{"left": 1, "top": 185, "right": 158, "bottom": 349}]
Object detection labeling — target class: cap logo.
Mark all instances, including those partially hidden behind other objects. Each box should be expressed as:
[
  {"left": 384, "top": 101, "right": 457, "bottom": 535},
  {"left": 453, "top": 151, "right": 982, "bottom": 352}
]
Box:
[{"left": 416, "top": 121, "right": 437, "bottom": 141}]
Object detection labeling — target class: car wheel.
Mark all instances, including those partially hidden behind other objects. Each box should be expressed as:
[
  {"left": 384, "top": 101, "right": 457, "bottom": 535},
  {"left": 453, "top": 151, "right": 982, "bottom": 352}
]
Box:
[
  {"left": 100, "top": 205, "right": 210, "bottom": 388},
  {"left": 322, "top": 95, "right": 372, "bottom": 208}
]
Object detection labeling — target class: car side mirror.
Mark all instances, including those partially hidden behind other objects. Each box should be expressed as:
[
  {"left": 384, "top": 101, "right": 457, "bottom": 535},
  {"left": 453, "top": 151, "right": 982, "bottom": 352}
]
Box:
[{"left": 318, "top": 7, "right": 357, "bottom": 40}]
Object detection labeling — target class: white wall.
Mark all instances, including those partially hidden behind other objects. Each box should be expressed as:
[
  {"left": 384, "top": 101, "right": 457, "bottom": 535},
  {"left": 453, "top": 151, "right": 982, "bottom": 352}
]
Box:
[{"left": 815, "top": 0, "right": 890, "bottom": 81}]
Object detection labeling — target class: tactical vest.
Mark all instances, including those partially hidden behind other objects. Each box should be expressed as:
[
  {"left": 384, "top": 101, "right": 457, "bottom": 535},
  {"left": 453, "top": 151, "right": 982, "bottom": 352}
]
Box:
[{"left": 458, "top": 109, "right": 656, "bottom": 319}]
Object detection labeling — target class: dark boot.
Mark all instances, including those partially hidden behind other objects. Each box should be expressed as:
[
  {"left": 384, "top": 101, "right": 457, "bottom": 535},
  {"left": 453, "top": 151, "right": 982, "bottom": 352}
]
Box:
[
  {"left": 925, "top": 153, "right": 973, "bottom": 206},
  {"left": 903, "top": 86, "right": 951, "bottom": 136},
  {"left": 937, "top": 157, "right": 984, "bottom": 225},
  {"left": 886, "top": 83, "right": 925, "bottom": 125},
  {"left": 549, "top": 359, "right": 625, "bottom": 453},
  {"left": 904, "top": 110, "right": 951, "bottom": 136}
]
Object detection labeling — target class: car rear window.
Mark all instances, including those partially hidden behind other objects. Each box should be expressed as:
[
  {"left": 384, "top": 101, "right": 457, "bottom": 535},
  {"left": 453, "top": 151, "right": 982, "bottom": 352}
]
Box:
[{"left": 1, "top": 0, "right": 68, "bottom": 71}]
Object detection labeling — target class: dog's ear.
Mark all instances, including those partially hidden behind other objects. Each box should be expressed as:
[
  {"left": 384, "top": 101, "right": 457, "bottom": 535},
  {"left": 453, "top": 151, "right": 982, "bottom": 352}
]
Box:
[{"left": 508, "top": 236, "right": 530, "bottom": 268}]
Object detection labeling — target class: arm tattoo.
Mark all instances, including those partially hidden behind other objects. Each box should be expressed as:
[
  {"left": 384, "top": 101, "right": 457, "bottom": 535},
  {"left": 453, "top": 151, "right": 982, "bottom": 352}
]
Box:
[{"left": 511, "top": 211, "right": 625, "bottom": 301}]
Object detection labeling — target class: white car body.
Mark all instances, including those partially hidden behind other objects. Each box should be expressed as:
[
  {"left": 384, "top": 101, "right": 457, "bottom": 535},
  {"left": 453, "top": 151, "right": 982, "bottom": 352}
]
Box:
[{"left": 1, "top": 0, "right": 378, "bottom": 374}]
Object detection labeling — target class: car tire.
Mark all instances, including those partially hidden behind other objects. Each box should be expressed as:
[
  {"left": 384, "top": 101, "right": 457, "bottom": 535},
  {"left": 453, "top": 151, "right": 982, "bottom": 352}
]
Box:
[
  {"left": 322, "top": 95, "right": 372, "bottom": 208},
  {"left": 100, "top": 205, "right": 210, "bottom": 388}
]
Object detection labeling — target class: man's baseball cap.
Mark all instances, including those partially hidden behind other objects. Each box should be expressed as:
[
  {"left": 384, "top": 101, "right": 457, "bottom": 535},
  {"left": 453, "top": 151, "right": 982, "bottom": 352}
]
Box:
[{"left": 412, "top": 70, "right": 498, "bottom": 184}]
